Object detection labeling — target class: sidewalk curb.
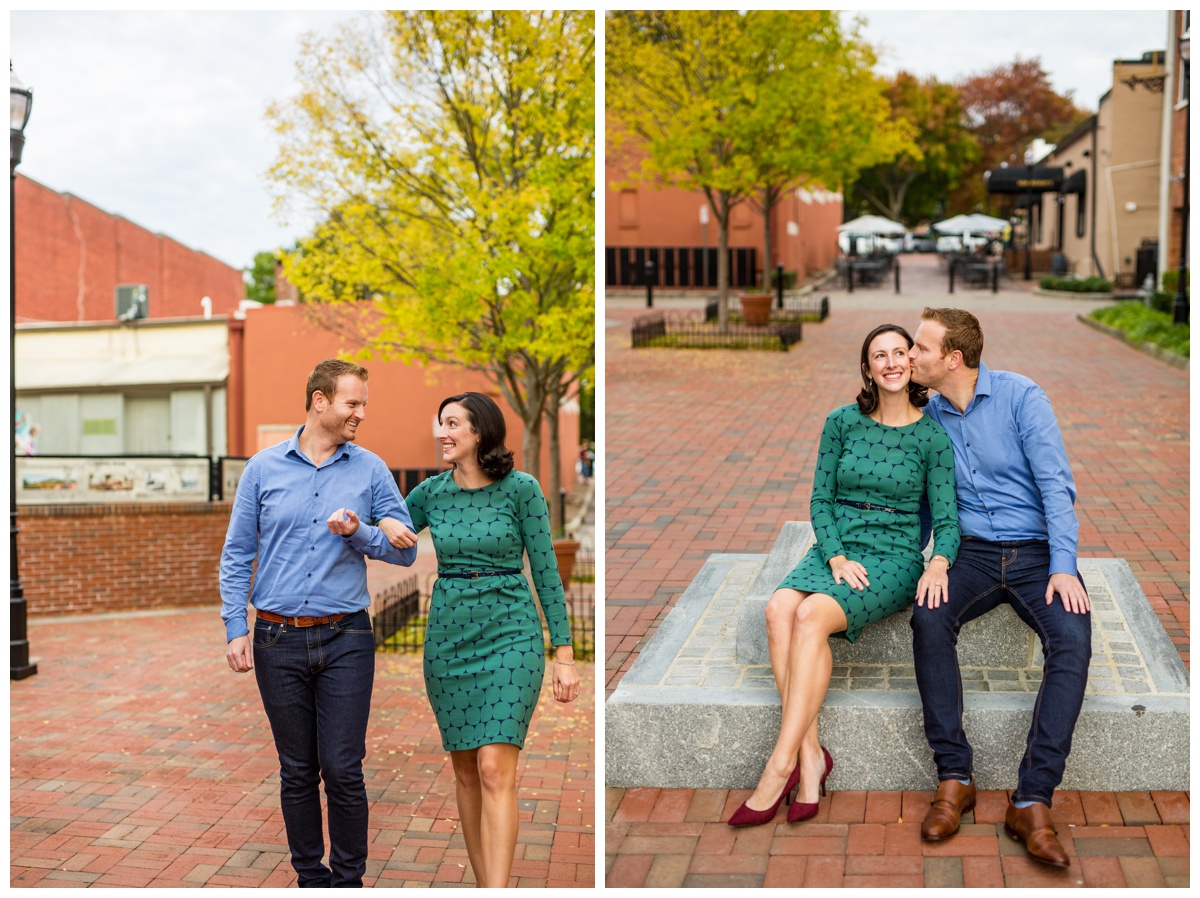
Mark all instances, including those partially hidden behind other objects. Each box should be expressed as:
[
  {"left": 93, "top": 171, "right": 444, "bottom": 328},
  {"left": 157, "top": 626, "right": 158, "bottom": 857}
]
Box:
[{"left": 1077, "top": 313, "right": 1189, "bottom": 371}]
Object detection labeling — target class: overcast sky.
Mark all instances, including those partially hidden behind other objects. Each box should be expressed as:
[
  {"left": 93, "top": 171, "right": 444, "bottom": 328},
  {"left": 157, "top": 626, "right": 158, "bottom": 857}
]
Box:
[
  {"left": 9, "top": 10, "right": 1173, "bottom": 272},
  {"left": 854, "top": 9, "right": 1170, "bottom": 110}
]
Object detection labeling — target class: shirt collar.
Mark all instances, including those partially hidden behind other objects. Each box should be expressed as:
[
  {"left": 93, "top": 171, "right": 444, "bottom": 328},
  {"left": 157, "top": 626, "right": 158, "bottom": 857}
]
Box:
[
  {"left": 931, "top": 361, "right": 992, "bottom": 416},
  {"left": 285, "top": 425, "right": 351, "bottom": 466}
]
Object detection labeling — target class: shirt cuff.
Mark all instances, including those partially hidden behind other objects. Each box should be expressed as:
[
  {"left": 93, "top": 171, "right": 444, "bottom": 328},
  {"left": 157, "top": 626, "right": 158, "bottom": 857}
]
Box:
[
  {"left": 225, "top": 617, "right": 249, "bottom": 643},
  {"left": 1049, "top": 551, "right": 1078, "bottom": 577}
]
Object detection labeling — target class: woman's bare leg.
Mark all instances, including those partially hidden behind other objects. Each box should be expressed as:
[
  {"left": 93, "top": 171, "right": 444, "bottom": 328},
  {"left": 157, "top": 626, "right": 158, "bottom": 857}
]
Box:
[
  {"left": 450, "top": 749, "right": 486, "bottom": 884},
  {"left": 475, "top": 743, "right": 520, "bottom": 887},
  {"left": 746, "top": 594, "right": 847, "bottom": 810}
]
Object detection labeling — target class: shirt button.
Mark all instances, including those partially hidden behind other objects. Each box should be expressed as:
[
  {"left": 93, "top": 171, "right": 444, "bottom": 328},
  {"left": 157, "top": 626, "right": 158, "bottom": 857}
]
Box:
[
  {"left": 307, "top": 573, "right": 312, "bottom": 578},
  {"left": 312, "top": 519, "right": 317, "bottom": 524}
]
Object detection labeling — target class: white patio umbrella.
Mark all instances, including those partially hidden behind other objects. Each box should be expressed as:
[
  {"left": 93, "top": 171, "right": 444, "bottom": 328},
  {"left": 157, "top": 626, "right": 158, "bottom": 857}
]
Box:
[
  {"left": 934, "top": 213, "right": 1008, "bottom": 234},
  {"left": 836, "top": 214, "right": 906, "bottom": 235}
]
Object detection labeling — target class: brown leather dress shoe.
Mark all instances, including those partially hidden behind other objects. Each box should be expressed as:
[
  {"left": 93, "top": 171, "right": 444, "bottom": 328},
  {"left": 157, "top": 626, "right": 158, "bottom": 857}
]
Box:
[
  {"left": 921, "top": 779, "right": 977, "bottom": 841},
  {"left": 1004, "top": 801, "right": 1070, "bottom": 868}
]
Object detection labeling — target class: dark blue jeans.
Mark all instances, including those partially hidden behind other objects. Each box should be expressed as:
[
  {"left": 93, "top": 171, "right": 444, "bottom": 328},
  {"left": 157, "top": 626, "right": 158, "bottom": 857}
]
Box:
[
  {"left": 253, "top": 609, "right": 375, "bottom": 887},
  {"left": 910, "top": 538, "right": 1091, "bottom": 807}
]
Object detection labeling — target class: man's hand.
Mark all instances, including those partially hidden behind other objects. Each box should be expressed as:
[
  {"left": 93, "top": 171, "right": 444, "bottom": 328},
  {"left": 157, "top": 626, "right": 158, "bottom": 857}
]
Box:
[
  {"left": 1046, "top": 572, "right": 1090, "bottom": 614},
  {"left": 378, "top": 517, "right": 418, "bottom": 549},
  {"left": 226, "top": 635, "right": 253, "bottom": 672},
  {"left": 327, "top": 508, "right": 360, "bottom": 537},
  {"left": 829, "top": 555, "right": 869, "bottom": 591},
  {"left": 915, "top": 556, "right": 950, "bottom": 608}
]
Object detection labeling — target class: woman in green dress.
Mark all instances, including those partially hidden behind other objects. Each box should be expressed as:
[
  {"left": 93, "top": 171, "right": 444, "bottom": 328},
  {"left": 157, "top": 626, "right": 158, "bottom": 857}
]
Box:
[
  {"left": 380, "top": 392, "right": 578, "bottom": 887},
  {"left": 729, "top": 324, "right": 960, "bottom": 827}
]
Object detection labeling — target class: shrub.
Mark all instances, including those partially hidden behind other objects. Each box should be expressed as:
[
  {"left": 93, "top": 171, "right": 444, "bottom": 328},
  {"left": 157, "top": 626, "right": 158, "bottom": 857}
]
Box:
[
  {"left": 1039, "top": 276, "right": 1113, "bottom": 293},
  {"left": 1090, "top": 301, "right": 1189, "bottom": 358},
  {"left": 769, "top": 268, "right": 798, "bottom": 290},
  {"left": 1161, "top": 269, "right": 1190, "bottom": 295}
]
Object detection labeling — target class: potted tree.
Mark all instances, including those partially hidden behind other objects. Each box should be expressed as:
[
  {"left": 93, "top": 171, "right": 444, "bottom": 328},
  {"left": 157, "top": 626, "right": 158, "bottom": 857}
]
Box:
[
  {"left": 738, "top": 290, "right": 773, "bottom": 326},
  {"left": 552, "top": 532, "right": 581, "bottom": 586}
]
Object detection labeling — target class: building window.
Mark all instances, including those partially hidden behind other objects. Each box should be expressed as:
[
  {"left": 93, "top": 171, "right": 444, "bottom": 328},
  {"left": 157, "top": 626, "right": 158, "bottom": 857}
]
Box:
[
  {"left": 1076, "top": 192, "right": 1087, "bottom": 239},
  {"left": 1181, "top": 12, "right": 1190, "bottom": 105}
]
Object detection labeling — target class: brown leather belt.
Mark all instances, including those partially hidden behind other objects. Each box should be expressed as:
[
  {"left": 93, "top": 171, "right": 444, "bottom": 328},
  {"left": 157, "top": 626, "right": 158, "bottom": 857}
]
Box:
[{"left": 255, "top": 610, "right": 348, "bottom": 628}]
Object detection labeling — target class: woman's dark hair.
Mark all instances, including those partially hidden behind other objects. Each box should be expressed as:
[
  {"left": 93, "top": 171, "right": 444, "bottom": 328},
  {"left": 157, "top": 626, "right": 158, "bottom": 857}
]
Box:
[
  {"left": 856, "top": 324, "right": 928, "bottom": 414},
  {"left": 439, "top": 392, "right": 515, "bottom": 479}
]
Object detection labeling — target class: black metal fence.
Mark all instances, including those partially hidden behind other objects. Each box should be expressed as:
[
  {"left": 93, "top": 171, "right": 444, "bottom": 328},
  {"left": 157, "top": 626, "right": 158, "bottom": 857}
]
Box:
[
  {"left": 704, "top": 295, "right": 829, "bottom": 324},
  {"left": 632, "top": 310, "right": 803, "bottom": 350},
  {"left": 373, "top": 551, "right": 596, "bottom": 660},
  {"left": 606, "top": 246, "right": 758, "bottom": 289}
]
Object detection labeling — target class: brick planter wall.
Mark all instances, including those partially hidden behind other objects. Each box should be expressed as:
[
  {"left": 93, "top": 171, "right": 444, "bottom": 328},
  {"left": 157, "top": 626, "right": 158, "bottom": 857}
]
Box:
[{"left": 16, "top": 502, "right": 233, "bottom": 617}]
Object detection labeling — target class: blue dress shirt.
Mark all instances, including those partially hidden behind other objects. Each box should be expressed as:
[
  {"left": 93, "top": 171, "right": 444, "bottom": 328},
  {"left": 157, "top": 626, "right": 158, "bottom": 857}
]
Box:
[
  {"left": 924, "top": 363, "right": 1079, "bottom": 575},
  {"left": 220, "top": 426, "right": 417, "bottom": 642}
]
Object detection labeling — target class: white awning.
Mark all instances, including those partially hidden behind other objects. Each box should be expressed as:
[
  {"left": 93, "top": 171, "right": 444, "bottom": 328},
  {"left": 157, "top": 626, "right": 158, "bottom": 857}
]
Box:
[{"left": 16, "top": 320, "right": 229, "bottom": 391}]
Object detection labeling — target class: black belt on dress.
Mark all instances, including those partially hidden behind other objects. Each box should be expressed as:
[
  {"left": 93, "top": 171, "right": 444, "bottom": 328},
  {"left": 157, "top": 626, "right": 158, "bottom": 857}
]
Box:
[
  {"left": 837, "top": 499, "right": 905, "bottom": 514},
  {"left": 437, "top": 568, "right": 523, "bottom": 579}
]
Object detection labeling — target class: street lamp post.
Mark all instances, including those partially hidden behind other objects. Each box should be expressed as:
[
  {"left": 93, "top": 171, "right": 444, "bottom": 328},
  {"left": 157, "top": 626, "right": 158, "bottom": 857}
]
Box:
[
  {"left": 1174, "top": 33, "right": 1190, "bottom": 325},
  {"left": 11, "top": 64, "right": 36, "bottom": 680}
]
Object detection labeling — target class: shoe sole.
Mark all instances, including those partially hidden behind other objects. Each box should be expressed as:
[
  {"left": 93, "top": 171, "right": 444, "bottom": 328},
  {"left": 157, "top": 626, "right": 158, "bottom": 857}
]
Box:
[
  {"left": 920, "top": 799, "right": 977, "bottom": 842},
  {"left": 1002, "top": 824, "right": 1071, "bottom": 868}
]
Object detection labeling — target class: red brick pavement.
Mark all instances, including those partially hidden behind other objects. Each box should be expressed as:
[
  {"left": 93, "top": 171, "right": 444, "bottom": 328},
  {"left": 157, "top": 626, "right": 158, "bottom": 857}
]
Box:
[
  {"left": 11, "top": 608, "right": 595, "bottom": 887},
  {"left": 604, "top": 255, "right": 1189, "bottom": 886}
]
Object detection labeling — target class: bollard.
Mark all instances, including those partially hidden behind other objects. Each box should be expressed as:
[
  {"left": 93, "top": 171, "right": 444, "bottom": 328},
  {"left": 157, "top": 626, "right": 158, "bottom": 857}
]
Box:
[
  {"left": 644, "top": 259, "right": 656, "bottom": 308},
  {"left": 894, "top": 259, "right": 901, "bottom": 294},
  {"left": 559, "top": 487, "right": 567, "bottom": 533},
  {"left": 847, "top": 263, "right": 854, "bottom": 293},
  {"left": 992, "top": 262, "right": 999, "bottom": 293},
  {"left": 948, "top": 259, "right": 955, "bottom": 294},
  {"left": 776, "top": 263, "right": 785, "bottom": 309}
]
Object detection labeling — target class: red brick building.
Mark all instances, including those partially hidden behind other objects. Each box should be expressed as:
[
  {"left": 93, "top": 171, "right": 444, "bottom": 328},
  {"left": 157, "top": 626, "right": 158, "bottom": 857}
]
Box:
[
  {"left": 604, "top": 145, "right": 843, "bottom": 291},
  {"left": 14, "top": 173, "right": 245, "bottom": 324}
]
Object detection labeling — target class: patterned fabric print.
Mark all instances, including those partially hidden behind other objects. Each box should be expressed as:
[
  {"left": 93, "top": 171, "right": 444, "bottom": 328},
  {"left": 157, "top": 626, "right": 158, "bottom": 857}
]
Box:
[
  {"left": 406, "top": 469, "right": 569, "bottom": 751},
  {"left": 780, "top": 404, "right": 959, "bottom": 642}
]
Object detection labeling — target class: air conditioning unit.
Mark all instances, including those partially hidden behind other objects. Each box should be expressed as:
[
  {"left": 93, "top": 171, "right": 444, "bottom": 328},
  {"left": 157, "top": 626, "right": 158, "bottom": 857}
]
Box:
[{"left": 116, "top": 284, "right": 149, "bottom": 321}]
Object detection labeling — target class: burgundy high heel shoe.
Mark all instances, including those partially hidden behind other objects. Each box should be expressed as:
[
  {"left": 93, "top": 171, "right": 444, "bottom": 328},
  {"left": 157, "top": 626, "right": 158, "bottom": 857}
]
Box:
[
  {"left": 728, "top": 762, "right": 802, "bottom": 827},
  {"left": 787, "top": 746, "right": 834, "bottom": 823}
]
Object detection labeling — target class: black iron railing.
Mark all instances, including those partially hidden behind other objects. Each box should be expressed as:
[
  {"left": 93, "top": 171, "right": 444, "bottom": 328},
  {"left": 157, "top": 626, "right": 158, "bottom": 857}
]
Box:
[
  {"left": 632, "top": 310, "right": 802, "bottom": 350},
  {"left": 373, "top": 551, "right": 595, "bottom": 660},
  {"left": 704, "top": 295, "right": 829, "bottom": 324}
]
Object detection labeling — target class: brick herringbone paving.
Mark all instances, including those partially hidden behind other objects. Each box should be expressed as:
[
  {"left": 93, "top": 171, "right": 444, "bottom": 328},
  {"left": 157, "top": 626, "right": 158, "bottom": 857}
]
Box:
[
  {"left": 604, "top": 255, "right": 1188, "bottom": 886},
  {"left": 11, "top": 609, "right": 595, "bottom": 888}
]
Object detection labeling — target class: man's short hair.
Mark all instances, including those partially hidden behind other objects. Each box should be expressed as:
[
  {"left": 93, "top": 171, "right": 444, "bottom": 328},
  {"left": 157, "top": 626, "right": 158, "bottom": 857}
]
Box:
[
  {"left": 306, "top": 359, "right": 368, "bottom": 411},
  {"left": 920, "top": 307, "right": 984, "bottom": 368}
]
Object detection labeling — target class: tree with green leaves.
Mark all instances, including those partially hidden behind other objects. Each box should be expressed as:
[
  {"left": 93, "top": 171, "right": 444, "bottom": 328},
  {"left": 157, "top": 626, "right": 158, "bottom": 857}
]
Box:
[
  {"left": 266, "top": 11, "right": 594, "bottom": 528},
  {"left": 607, "top": 10, "right": 905, "bottom": 328},
  {"left": 848, "top": 72, "right": 980, "bottom": 226},
  {"left": 244, "top": 250, "right": 279, "bottom": 305}
]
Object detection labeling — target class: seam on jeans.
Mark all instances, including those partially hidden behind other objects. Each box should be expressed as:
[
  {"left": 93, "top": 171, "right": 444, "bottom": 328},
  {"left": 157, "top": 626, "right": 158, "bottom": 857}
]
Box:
[
  {"left": 1013, "top": 582, "right": 1056, "bottom": 800},
  {"left": 947, "top": 583, "right": 1003, "bottom": 775}
]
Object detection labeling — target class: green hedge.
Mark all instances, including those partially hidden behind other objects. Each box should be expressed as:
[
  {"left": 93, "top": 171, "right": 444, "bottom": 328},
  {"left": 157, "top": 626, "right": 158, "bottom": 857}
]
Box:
[
  {"left": 1162, "top": 269, "right": 1190, "bottom": 294},
  {"left": 1039, "top": 275, "right": 1113, "bottom": 293},
  {"left": 1089, "top": 301, "right": 1189, "bottom": 358}
]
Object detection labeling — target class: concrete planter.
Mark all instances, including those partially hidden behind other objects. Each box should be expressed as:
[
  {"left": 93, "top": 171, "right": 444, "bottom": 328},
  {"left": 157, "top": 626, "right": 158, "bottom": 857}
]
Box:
[{"left": 552, "top": 537, "right": 580, "bottom": 585}]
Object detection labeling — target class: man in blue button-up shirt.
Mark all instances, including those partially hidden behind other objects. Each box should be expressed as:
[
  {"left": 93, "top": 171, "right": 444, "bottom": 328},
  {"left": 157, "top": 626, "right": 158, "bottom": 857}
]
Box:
[
  {"left": 907, "top": 308, "right": 1090, "bottom": 870},
  {"left": 221, "top": 359, "right": 417, "bottom": 887}
]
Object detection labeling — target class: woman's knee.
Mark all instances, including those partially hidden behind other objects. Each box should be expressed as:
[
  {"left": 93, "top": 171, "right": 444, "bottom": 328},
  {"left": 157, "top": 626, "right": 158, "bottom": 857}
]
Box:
[
  {"left": 765, "top": 591, "right": 796, "bottom": 630},
  {"left": 477, "top": 747, "right": 518, "bottom": 795},
  {"left": 792, "top": 595, "right": 844, "bottom": 638},
  {"left": 451, "top": 751, "right": 482, "bottom": 789}
]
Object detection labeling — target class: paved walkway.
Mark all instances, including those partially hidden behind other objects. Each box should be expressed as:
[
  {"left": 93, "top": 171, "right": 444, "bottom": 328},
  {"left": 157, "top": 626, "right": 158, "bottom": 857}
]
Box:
[
  {"left": 604, "top": 253, "right": 1189, "bottom": 886},
  {"left": 11, "top": 608, "right": 595, "bottom": 887}
]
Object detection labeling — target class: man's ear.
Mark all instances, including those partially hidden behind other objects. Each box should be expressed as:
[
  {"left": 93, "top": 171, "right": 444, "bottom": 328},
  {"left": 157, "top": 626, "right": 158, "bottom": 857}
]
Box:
[{"left": 945, "top": 350, "right": 964, "bottom": 372}]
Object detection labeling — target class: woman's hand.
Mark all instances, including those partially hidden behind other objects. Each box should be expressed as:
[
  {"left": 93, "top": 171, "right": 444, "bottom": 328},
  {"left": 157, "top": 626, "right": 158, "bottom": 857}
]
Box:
[
  {"left": 378, "top": 517, "right": 417, "bottom": 549},
  {"left": 829, "top": 554, "right": 869, "bottom": 591},
  {"left": 552, "top": 650, "right": 580, "bottom": 704}
]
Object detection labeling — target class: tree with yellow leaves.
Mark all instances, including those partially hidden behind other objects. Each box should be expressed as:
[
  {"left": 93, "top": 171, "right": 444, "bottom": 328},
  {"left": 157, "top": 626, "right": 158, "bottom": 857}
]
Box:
[
  {"left": 607, "top": 11, "right": 909, "bottom": 329},
  {"left": 267, "top": 11, "right": 593, "bottom": 520}
]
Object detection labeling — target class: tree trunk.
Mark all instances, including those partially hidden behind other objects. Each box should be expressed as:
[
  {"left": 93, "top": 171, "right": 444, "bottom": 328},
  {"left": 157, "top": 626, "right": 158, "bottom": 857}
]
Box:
[
  {"left": 545, "top": 374, "right": 564, "bottom": 536},
  {"left": 516, "top": 373, "right": 546, "bottom": 482},
  {"left": 716, "top": 192, "right": 730, "bottom": 333},
  {"left": 762, "top": 185, "right": 775, "bottom": 290}
]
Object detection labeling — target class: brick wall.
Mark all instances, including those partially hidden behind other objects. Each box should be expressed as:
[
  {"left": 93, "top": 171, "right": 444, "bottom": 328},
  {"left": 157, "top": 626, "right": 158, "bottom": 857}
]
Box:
[
  {"left": 15, "top": 174, "right": 245, "bottom": 324},
  {"left": 17, "top": 502, "right": 232, "bottom": 617}
]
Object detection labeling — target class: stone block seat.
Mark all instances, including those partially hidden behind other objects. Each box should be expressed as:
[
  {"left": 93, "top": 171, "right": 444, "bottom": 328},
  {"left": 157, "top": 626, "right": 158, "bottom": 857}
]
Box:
[{"left": 606, "top": 523, "right": 1189, "bottom": 792}]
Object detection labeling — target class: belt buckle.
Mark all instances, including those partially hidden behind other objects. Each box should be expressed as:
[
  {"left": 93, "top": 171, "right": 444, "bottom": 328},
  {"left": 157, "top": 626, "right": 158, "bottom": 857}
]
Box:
[{"left": 295, "top": 615, "right": 315, "bottom": 627}]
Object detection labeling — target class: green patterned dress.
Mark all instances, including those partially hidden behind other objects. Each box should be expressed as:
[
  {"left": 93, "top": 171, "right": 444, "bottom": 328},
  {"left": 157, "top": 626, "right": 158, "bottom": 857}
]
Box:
[
  {"left": 405, "top": 469, "right": 570, "bottom": 751},
  {"left": 779, "top": 405, "right": 960, "bottom": 642}
]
